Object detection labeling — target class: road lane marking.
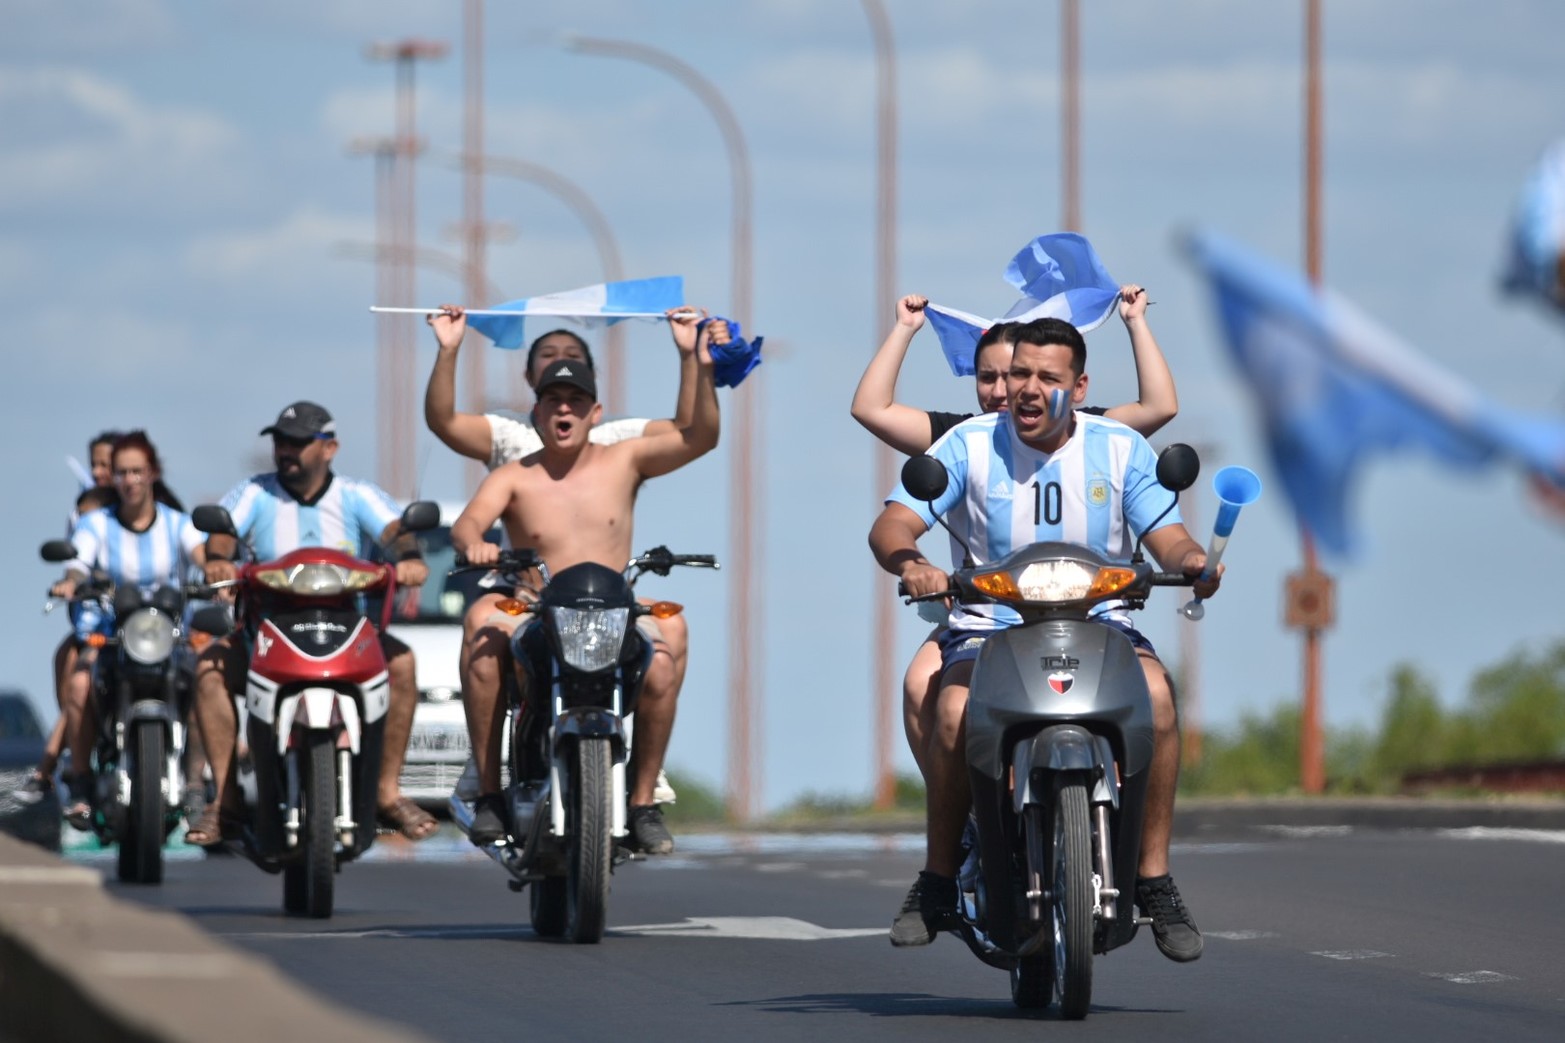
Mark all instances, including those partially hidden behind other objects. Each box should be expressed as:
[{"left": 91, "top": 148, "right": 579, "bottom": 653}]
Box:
[
  {"left": 1207, "top": 930, "right": 1278, "bottom": 940},
  {"left": 1424, "top": 970, "right": 1516, "bottom": 984},
  {"left": 1437, "top": 827, "right": 1565, "bottom": 845},
  {"left": 614, "top": 917, "right": 884, "bottom": 940},
  {"left": 1258, "top": 826, "right": 1354, "bottom": 838},
  {"left": 1311, "top": 950, "right": 1394, "bottom": 960}
]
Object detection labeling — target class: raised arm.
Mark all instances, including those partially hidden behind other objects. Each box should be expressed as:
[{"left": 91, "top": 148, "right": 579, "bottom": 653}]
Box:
[
  {"left": 627, "top": 312, "right": 720, "bottom": 479},
  {"left": 1100, "top": 285, "right": 1178, "bottom": 438},
  {"left": 642, "top": 309, "right": 730, "bottom": 437},
  {"left": 424, "top": 305, "right": 495, "bottom": 462},
  {"left": 852, "top": 295, "right": 940, "bottom": 456}
]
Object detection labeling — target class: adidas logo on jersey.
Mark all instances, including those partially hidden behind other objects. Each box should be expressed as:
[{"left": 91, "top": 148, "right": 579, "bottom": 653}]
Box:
[{"left": 992, "top": 479, "right": 1014, "bottom": 498}]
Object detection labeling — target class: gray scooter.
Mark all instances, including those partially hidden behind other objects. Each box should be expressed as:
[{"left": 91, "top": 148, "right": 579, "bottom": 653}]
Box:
[{"left": 899, "top": 444, "right": 1202, "bottom": 1018}]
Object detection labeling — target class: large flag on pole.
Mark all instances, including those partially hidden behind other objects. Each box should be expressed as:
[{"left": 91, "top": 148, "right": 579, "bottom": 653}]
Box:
[
  {"left": 1501, "top": 139, "right": 1565, "bottom": 318},
  {"left": 1186, "top": 229, "right": 1565, "bottom": 557},
  {"left": 926, "top": 233, "right": 1122, "bottom": 375},
  {"left": 463, "top": 276, "right": 685, "bottom": 349}
]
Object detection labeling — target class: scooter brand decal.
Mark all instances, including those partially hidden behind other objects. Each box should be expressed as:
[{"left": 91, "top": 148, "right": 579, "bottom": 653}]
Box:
[
  {"left": 256, "top": 632, "right": 274, "bottom": 658},
  {"left": 1043, "top": 655, "right": 1080, "bottom": 670},
  {"left": 1047, "top": 671, "right": 1075, "bottom": 695}
]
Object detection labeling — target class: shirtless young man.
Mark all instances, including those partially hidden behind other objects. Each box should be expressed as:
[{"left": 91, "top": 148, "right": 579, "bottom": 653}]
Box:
[{"left": 449, "top": 311, "right": 720, "bottom": 853}]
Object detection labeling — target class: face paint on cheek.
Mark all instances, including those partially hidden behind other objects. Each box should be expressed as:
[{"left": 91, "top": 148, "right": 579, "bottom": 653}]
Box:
[{"left": 1047, "top": 388, "right": 1070, "bottom": 421}]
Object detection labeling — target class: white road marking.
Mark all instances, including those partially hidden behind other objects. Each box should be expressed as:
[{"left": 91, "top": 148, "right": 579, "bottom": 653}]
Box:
[
  {"left": 754, "top": 862, "right": 807, "bottom": 873},
  {"left": 1207, "top": 930, "right": 1278, "bottom": 940},
  {"left": 1437, "top": 827, "right": 1565, "bottom": 845},
  {"left": 816, "top": 869, "right": 869, "bottom": 880},
  {"left": 226, "top": 925, "right": 523, "bottom": 941},
  {"left": 614, "top": 916, "right": 884, "bottom": 940},
  {"left": 1311, "top": 950, "right": 1394, "bottom": 960},
  {"left": 1258, "top": 826, "right": 1354, "bottom": 839},
  {"left": 1424, "top": 970, "right": 1516, "bottom": 985}
]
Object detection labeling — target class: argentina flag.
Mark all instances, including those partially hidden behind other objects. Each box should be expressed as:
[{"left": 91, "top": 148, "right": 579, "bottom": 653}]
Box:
[
  {"left": 926, "top": 233, "right": 1123, "bottom": 375},
  {"left": 1186, "top": 230, "right": 1565, "bottom": 557},
  {"left": 465, "top": 276, "right": 685, "bottom": 349}
]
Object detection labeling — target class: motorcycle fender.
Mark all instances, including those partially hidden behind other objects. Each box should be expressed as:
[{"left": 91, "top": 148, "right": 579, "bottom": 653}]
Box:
[
  {"left": 359, "top": 670, "right": 390, "bottom": 724},
  {"left": 554, "top": 707, "right": 625, "bottom": 742},
  {"left": 275, "top": 688, "right": 336, "bottom": 752},
  {"left": 549, "top": 710, "right": 628, "bottom": 838},
  {"left": 125, "top": 699, "right": 175, "bottom": 724},
  {"left": 1011, "top": 725, "right": 1100, "bottom": 815},
  {"left": 247, "top": 671, "right": 281, "bottom": 725}
]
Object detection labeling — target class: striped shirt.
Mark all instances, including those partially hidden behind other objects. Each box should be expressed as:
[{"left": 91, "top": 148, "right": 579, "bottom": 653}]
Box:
[
  {"left": 486, "top": 413, "right": 651, "bottom": 470},
  {"left": 219, "top": 472, "right": 401, "bottom": 561},
  {"left": 886, "top": 411, "right": 1179, "bottom": 631},
  {"left": 67, "top": 504, "right": 203, "bottom": 588}
]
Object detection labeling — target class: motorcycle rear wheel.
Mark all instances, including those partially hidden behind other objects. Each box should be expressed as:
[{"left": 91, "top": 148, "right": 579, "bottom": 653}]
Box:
[
  {"left": 283, "top": 734, "right": 336, "bottom": 918},
  {"left": 118, "top": 722, "right": 166, "bottom": 885},
  {"left": 1052, "top": 781, "right": 1094, "bottom": 1019},
  {"left": 566, "top": 737, "right": 613, "bottom": 944}
]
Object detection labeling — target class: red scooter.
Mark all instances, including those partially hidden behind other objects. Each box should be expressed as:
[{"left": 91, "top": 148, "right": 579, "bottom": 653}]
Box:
[{"left": 191, "top": 501, "right": 438, "bottom": 917}]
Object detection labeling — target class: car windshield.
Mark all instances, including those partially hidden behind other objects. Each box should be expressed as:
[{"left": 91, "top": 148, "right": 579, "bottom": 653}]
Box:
[
  {"left": 368, "top": 524, "right": 503, "bottom": 624},
  {"left": 0, "top": 695, "right": 44, "bottom": 739}
]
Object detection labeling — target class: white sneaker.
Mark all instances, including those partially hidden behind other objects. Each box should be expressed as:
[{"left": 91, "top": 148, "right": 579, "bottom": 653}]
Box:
[{"left": 653, "top": 769, "right": 677, "bottom": 805}]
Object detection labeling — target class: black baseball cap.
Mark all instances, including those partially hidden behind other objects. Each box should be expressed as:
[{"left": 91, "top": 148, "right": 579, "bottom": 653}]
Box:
[
  {"left": 535, "top": 359, "right": 597, "bottom": 401},
  {"left": 261, "top": 401, "right": 336, "bottom": 440}
]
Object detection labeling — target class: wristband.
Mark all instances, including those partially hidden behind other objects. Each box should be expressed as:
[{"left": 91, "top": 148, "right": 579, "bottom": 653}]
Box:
[{"left": 395, "top": 549, "right": 425, "bottom": 564}]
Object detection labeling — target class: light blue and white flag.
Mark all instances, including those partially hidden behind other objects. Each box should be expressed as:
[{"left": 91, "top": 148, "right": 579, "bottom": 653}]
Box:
[
  {"left": 463, "top": 276, "right": 685, "bottom": 349},
  {"left": 1501, "top": 139, "right": 1565, "bottom": 317},
  {"left": 926, "top": 233, "right": 1122, "bottom": 375},
  {"left": 1186, "top": 230, "right": 1565, "bottom": 557}
]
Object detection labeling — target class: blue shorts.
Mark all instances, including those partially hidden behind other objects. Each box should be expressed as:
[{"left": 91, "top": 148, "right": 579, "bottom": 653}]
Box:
[
  {"left": 71, "top": 601, "right": 113, "bottom": 644},
  {"left": 938, "top": 616, "right": 1158, "bottom": 674}
]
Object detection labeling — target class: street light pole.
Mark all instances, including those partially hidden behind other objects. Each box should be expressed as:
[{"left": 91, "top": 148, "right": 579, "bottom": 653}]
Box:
[
  {"left": 862, "top": 0, "right": 900, "bottom": 812},
  {"left": 563, "top": 35, "right": 762, "bottom": 822},
  {"left": 1061, "top": 0, "right": 1081, "bottom": 232}
]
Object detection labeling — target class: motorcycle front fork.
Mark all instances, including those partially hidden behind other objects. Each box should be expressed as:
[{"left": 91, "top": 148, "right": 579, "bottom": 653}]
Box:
[{"left": 281, "top": 741, "right": 357, "bottom": 849}]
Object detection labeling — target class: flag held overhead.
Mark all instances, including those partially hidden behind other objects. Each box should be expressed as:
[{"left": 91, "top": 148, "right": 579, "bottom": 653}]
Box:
[{"left": 465, "top": 276, "right": 686, "bottom": 349}]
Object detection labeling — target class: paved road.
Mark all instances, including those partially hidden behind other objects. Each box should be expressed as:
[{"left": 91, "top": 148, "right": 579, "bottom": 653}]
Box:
[{"left": 80, "top": 825, "right": 1565, "bottom": 1041}]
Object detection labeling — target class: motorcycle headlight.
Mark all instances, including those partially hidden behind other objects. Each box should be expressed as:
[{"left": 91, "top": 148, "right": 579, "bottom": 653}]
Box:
[
  {"left": 971, "top": 560, "right": 1137, "bottom": 604},
  {"left": 550, "top": 606, "right": 630, "bottom": 673},
  {"left": 255, "top": 563, "right": 380, "bottom": 597},
  {"left": 122, "top": 608, "right": 177, "bottom": 664}
]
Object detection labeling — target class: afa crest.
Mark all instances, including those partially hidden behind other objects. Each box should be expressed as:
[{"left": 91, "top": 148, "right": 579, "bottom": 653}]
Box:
[{"left": 1087, "top": 478, "right": 1109, "bottom": 507}]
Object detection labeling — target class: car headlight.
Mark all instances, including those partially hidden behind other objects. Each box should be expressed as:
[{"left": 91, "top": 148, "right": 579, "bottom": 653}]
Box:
[
  {"left": 121, "top": 608, "right": 177, "bottom": 664},
  {"left": 550, "top": 606, "right": 629, "bottom": 672},
  {"left": 971, "top": 560, "right": 1137, "bottom": 604}
]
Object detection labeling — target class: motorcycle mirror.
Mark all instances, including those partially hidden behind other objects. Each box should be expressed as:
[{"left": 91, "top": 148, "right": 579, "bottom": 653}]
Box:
[
  {"left": 191, "top": 504, "right": 238, "bottom": 537},
  {"left": 39, "top": 539, "right": 75, "bottom": 564},
  {"left": 401, "top": 500, "right": 441, "bottom": 533},
  {"left": 189, "top": 604, "right": 233, "bottom": 638},
  {"left": 1155, "top": 443, "right": 1201, "bottom": 493},
  {"left": 901, "top": 455, "right": 949, "bottom": 502}
]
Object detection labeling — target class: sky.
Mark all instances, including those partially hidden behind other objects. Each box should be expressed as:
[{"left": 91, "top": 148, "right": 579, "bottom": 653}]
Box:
[{"left": 5, "top": 0, "right": 1565, "bottom": 811}]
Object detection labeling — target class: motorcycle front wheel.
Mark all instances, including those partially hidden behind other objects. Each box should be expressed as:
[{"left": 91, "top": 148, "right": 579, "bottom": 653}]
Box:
[
  {"left": 283, "top": 733, "right": 336, "bottom": 918},
  {"left": 1052, "top": 781, "right": 1094, "bottom": 1019},
  {"left": 118, "top": 721, "right": 166, "bottom": 885},
  {"left": 565, "top": 737, "right": 613, "bottom": 944}
]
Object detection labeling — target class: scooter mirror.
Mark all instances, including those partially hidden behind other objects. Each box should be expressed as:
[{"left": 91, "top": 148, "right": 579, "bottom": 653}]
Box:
[
  {"left": 901, "top": 455, "right": 950, "bottom": 502},
  {"left": 1155, "top": 443, "right": 1201, "bottom": 493},
  {"left": 401, "top": 500, "right": 441, "bottom": 533},
  {"left": 39, "top": 539, "right": 76, "bottom": 564},
  {"left": 191, "top": 504, "right": 238, "bottom": 537}
]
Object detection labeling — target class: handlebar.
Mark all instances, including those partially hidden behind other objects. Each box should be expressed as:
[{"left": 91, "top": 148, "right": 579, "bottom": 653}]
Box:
[{"left": 451, "top": 547, "right": 720, "bottom": 581}]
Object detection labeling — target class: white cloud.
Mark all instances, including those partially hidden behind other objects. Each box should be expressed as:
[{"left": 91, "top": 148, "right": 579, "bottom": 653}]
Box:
[{"left": 185, "top": 207, "right": 372, "bottom": 290}]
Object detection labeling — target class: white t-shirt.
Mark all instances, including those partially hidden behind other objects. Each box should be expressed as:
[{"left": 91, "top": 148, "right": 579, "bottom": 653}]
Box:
[{"left": 485, "top": 413, "right": 652, "bottom": 470}]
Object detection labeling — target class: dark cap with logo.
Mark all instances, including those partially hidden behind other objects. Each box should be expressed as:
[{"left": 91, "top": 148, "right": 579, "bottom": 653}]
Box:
[
  {"left": 535, "top": 359, "right": 597, "bottom": 401},
  {"left": 261, "top": 401, "right": 336, "bottom": 440}
]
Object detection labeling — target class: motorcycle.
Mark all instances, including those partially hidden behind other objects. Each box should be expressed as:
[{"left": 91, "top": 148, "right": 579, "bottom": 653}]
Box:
[
  {"left": 38, "top": 542, "right": 231, "bottom": 884},
  {"left": 189, "top": 500, "right": 439, "bottom": 918},
  {"left": 898, "top": 444, "right": 1208, "bottom": 1018},
  {"left": 449, "top": 545, "right": 718, "bottom": 943}
]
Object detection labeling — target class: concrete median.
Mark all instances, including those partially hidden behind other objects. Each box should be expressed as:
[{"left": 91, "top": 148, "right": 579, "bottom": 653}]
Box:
[{"left": 0, "top": 833, "right": 430, "bottom": 1043}]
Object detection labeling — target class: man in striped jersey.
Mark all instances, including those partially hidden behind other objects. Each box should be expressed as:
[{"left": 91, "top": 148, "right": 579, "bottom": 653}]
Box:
[
  {"left": 870, "top": 317, "right": 1223, "bottom": 962},
  {"left": 188, "top": 402, "right": 437, "bottom": 845}
]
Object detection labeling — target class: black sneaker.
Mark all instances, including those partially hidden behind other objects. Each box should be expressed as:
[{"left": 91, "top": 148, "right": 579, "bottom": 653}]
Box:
[
  {"left": 890, "top": 871, "right": 961, "bottom": 947},
  {"left": 469, "top": 793, "right": 510, "bottom": 846},
  {"left": 1136, "top": 874, "right": 1203, "bottom": 962},
  {"left": 628, "top": 804, "right": 674, "bottom": 855}
]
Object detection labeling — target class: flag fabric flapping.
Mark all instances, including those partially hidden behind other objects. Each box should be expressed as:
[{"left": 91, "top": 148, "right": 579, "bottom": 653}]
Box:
[
  {"left": 1186, "top": 230, "right": 1565, "bottom": 557},
  {"left": 1501, "top": 139, "right": 1565, "bottom": 317},
  {"left": 926, "top": 233, "right": 1122, "bottom": 375},
  {"left": 700, "top": 317, "right": 764, "bottom": 389},
  {"left": 465, "top": 276, "right": 685, "bottom": 349}
]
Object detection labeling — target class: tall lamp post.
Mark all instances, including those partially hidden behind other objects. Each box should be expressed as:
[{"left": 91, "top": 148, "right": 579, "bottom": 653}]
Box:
[{"left": 562, "top": 35, "right": 762, "bottom": 822}]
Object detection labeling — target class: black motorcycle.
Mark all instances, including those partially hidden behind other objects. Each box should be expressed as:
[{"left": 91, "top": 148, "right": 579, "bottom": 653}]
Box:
[
  {"left": 899, "top": 445, "right": 1207, "bottom": 1018},
  {"left": 450, "top": 546, "right": 717, "bottom": 943},
  {"left": 40, "top": 540, "right": 230, "bottom": 883}
]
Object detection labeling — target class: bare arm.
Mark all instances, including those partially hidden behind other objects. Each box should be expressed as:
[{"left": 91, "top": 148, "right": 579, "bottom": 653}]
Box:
[
  {"left": 424, "top": 305, "right": 495, "bottom": 462},
  {"left": 628, "top": 314, "right": 720, "bottom": 480},
  {"left": 376, "top": 519, "right": 427, "bottom": 588},
  {"left": 1143, "top": 522, "right": 1221, "bottom": 599},
  {"left": 1101, "top": 285, "right": 1178, "bottom": 438},
  {"left": 452, "top": 468, "right": 517, "bottom": 564},
  {"left": 868, "top": 502, "right": 949, "bottom": 596},
  {"left": 851, "top": 294, "right": 939, "bottom": 455}
]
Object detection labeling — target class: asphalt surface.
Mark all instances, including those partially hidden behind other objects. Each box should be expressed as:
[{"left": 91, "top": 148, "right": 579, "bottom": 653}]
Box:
[{"left": 74, "top": 823, "right": 1565, "bottom": 1042}]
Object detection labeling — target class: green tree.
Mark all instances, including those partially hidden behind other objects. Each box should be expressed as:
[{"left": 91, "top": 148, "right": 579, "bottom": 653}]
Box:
[{"left": 1371, "top": 665, "right": 1447, "bottom": 780}]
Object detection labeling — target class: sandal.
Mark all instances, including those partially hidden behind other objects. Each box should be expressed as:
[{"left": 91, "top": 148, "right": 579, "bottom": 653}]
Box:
[
  {"left": 377, "top": 796, "right": 439, "bottom": 841},
  {"left": 183, "top": 803, "right": 241, "bottom": 848}
]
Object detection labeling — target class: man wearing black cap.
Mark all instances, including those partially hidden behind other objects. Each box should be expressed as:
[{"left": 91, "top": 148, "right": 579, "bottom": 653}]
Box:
[
  {"left": 186, "top": 401, "right": 439, "bottom": 845},
  {"left": 451, "top": 309, "right": 722, "bottom": 853}
]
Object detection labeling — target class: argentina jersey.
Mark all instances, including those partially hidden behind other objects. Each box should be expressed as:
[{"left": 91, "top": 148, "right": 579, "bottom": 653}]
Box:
[
  {"left": 220, "top": 473, "right": 402, "bottom": 560},
  {"left": 886, "top": 412, "right": 1180, "bottom": 632},
  {"left": 68, "top": 503, "right": 203, "bottom": 588}
]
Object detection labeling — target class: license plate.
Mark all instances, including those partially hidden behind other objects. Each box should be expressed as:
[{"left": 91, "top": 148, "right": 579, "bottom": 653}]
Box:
[{"left": 406, "top": 727, "right": 470, "bottom": 754}]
